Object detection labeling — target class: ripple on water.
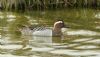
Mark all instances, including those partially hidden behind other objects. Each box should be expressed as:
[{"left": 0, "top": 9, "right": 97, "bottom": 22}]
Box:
[
  {"left": 0, "top": 45, "right": 22, "bottom": 49},
  {"left": 90, "top": 55, "right": 100, "bottom": 57},
  {"left": 6, "top": 15, "right": 16, "bottom": 22},
  {"left": 0, "top": 12, "right": 3, "bottom": 15},
  {"left": 67, "top": 30, "right": 100, "bottom": 36},
  {"left": 0, "top": 54, "right": 40, "bottom": 57},
  {"left": 95, "top": 13, "right": 100, "bottom": 19},
  {"left": 53, "top": 45, "right": 68, "bottom": 49},
  {"left": 1, "top": 27, "right": 9, "bottom": 31},
  {"left": 72, "top": 38, "right": 93, "bottom": 42},
  {"left": 7, "top": 15, "right": 16, "bottom": 19},
  {"left": 7, "top": 19, "right": 16, "bottom": 22},
  {"left": 24, "top": 16, "right": 31, "bottom": 19},
  {"left": 75, "top": 45, "right": 98, "bottom": 49},
  {"left": 28, "top": 20, "right": 38, "bottom": 25},
  {"left": 0, "top": 16, "right": 4, "bottom": 19},
  {"left": 0, "top": 36, "right": 13, "bottom": 44},
  {"left": 0, "top": 14, "right": 16, "bottom": 20},
  {"left": 31, "top": 47, "right": 54, "bottom": 52},
  {"left": 96, "top": 26, "right": 100, "bottom": 29},
  {"left": 0, "top": 35, "right": 1, "bottom": 38},
  {"left": 86, "top": 39, "right": 100, "bottom": 44},
  {"left": 50, "top": 49, "right": 100, "bottom": 56}
]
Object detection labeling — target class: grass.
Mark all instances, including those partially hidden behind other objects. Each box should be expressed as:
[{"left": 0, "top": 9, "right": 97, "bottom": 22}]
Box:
[{"left": 0, "top": 0, "right": 100, "bottom": 10}]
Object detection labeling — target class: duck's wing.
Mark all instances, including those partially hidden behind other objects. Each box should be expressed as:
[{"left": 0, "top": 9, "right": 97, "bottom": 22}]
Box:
[
  {"left": 32, "top": 26, "right": 47, "bottom": 31},
  {"left": 29, "top": 25, "right": 46, "bottom": 30}
]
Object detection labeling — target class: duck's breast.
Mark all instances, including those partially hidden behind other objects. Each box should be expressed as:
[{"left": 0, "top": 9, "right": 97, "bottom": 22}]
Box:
[{"left": 33, "top": 29, "right": 52, "bottom": 37}]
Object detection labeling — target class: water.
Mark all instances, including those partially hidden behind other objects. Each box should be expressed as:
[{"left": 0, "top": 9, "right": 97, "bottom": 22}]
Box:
[{"left": 0, "top": 8, "right": 100, "bottom": 57}]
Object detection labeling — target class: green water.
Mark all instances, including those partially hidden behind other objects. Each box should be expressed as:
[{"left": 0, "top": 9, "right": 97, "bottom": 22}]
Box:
[{"left": 0, "top": 8, "right": 100, "bottom": 57}]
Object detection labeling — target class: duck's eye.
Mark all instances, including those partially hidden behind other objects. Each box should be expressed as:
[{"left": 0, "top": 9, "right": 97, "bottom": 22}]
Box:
[{"left": 59, "top": 23, "right": 64, "bottom": 27}]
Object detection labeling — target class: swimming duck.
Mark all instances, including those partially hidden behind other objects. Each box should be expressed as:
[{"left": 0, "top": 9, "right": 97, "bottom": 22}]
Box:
[{"left": 18, "top": 20, "right": 66, "bottom": 37}]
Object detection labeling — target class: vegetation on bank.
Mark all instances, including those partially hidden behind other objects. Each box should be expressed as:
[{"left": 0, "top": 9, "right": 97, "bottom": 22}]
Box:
[{"left": 0, "top": 0, "right": 100, "bottom": 10}]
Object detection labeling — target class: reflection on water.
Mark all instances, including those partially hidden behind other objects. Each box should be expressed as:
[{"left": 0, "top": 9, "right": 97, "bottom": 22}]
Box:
[
  {"left": 32, "top": 36, "right": 52, "bottom": 43},
  {"left": 50, "top": 50, "right": 100, "bottom": 57},
  {"left": 66, "top": 30, "right": 100, "bottom": 36},
  {"left": 0, "top": 9, "right": 100, "bottom": 57},
  {"left": 0, "top": 54, "right": 40, "bottom": 57},
  {"left": 0, "top": 45, "right": 22, "bottom": 49}
]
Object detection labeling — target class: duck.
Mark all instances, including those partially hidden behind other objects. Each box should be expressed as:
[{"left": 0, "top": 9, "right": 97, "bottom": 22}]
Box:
[{"left": 18, "top": 20, "right": 67, "bottom": 37}]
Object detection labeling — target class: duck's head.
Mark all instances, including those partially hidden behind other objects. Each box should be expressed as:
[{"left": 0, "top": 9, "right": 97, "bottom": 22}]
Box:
[
  {"left": 53, "top": 20, "right": 65, "bottom": 35},
  {"left": 53, "top": 20, "right": 65, "bottom": 29}
]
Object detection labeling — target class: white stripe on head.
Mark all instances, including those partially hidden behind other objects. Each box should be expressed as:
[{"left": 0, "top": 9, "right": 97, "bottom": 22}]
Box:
[{"left": 54, "top": 21, "right": 63, "bottom": 26}]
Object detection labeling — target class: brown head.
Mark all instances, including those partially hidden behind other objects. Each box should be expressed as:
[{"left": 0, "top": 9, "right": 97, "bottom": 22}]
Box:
[
  {"left": 53, "top": 20, "right": 65, "bottom": 28},
  {"left": 53, "top": 20, "right": 65, "bottom": 36}
]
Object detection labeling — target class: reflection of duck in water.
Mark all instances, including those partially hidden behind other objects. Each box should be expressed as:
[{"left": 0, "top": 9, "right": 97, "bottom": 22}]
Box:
[{"left": 18, "top": 20, "right": 67, "bottom": 37}]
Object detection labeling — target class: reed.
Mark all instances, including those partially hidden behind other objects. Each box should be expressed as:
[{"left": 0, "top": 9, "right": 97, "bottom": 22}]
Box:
[{"left": 0, "top": 0, "right": 100, "bottom": 10}]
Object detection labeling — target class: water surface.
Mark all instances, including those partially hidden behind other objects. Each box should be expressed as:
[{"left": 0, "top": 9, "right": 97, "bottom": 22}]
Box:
[{"left": 0, "top": 8, "right": 100, "bottom": 57}]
